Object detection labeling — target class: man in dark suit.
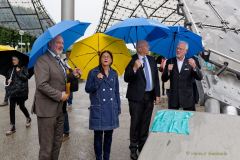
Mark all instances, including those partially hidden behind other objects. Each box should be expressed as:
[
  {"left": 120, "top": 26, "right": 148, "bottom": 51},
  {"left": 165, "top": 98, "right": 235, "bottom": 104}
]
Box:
[
  {"left": 124, "top": 40, "right": 160, "bottom": 160},
  {"left": 32, "top": 35, "right": 80, "bottom": 160},
  {"left": 162, "top": 41, "right": 203, "bottom": 111}
]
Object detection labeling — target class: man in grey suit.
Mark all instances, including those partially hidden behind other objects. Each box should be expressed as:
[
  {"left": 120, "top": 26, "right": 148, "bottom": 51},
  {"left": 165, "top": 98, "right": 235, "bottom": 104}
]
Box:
[{"left": 32, "top": 35, "right": 76, "bottom": 160}]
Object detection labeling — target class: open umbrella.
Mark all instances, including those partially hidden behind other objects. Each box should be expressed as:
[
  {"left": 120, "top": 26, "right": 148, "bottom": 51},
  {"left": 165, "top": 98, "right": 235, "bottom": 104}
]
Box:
[
  {"left": 0, "top": 45, "right": 29, "bottom": 77},
  {"left": 149, "top": 26, "right": 204, "bottom": 59},
  {"left": 69, "top": 33, "right": 131, "bottom": 79},
  {"left": 28, "top": 20, "right": 90, "bottom": 68},
  {"left": 105, "top": 17, "right": 170, "bottom": 45}
]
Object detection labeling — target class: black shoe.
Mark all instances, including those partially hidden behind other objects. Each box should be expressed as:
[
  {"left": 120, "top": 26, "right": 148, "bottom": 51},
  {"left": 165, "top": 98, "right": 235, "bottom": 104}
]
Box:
[
  {"left": 26, "top": 117, "right": 31, "bottom": 128},
  {"left": 130, "top": 150, "right": 138, "bottom": 160},
  {"left": 6, "top": 125, "right": 16, "bottom": 136}
]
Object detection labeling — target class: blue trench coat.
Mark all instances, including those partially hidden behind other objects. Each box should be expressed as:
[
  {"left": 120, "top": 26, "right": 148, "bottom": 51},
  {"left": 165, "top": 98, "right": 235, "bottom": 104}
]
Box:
[{"left": 85, "top": 66, "right": 121, "bottom": 130}]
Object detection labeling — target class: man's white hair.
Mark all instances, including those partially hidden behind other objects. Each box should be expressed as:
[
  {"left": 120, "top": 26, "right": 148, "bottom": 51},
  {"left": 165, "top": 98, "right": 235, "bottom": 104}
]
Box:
[{"left": 178, "top": 41, "right": 189, "bottom": 50}]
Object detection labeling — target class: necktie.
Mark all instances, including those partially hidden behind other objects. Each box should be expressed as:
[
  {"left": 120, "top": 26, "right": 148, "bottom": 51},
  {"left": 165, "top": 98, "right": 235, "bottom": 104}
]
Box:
[
  {"left": 55, "top": 56, "right": 67, "bottom": 81},
  {"left": 142, "top": 57, "right": 151, "bottom": 91}
]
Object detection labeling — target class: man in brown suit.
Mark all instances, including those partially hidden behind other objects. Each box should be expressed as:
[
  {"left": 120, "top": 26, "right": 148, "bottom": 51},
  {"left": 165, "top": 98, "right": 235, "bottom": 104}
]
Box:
[{"left": 32, "top": 35, "right": 73, "bottom": 160}]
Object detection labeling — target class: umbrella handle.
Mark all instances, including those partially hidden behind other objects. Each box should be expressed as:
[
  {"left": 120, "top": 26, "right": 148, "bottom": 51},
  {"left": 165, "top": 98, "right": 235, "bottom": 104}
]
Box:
[{"left": 4, "top": 68, "right": 14, "bottom": 87}]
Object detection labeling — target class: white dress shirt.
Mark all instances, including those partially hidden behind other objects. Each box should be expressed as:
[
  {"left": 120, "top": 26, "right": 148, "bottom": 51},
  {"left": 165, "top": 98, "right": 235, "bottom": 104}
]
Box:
[{"left": 177, "top": 57, "right": 185, "bottom": 73}]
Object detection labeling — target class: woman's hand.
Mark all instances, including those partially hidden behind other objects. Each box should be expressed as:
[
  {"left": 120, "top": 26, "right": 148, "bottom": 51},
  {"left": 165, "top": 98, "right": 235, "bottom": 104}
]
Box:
[
  {"left": 16, "top": 67, "right": 21, "bottom": 72},
  {"left": 97, "top": 73, "right": 104, "bottom": 80}
]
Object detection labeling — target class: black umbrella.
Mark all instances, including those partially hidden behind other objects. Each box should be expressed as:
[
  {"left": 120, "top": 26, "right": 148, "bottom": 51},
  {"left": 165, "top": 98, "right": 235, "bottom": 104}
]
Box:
[{"left": 0, "top": 50, "right": 29, "bottom": 77}]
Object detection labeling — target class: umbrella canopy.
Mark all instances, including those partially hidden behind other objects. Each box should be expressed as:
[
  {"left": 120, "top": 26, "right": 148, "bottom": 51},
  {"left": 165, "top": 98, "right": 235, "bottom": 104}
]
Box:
[
  {"left": 69, "top": 33, "right": 132, "bottom": 79},
  {"left": 0, "top": 46, "right": 29, "bottom": 77},
  {"left": 28, "top": 20, "right": 90, "bottom": 68},
  {"left": 105, "top": 17, "right": 170, "bottom": 44},
  {"left": 149, "top": 26, "right": 204, "bottom": 59}
]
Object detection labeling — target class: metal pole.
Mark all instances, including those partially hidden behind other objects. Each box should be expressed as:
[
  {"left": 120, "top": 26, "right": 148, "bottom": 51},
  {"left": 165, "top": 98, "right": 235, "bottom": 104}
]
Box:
[
  {"left": 20, "top": 35, "right": 23, "bottom": 53},
  {"left": 61, "top": 0, "right": 75, "bottom": 20},
  {"left": 205, "top": 98, "right": 221, "bottom": 114}
]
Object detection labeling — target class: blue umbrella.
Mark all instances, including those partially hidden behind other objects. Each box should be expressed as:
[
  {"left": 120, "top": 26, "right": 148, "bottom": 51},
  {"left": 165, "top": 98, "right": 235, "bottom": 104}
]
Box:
[
  {"left": 28, "top": 20, "right": 90, "bottom": 68},
  {"left": 104, "top": 18, "right": 170, "bottom": 44},
  {"left": 149, "top": 26, "right": 204, "bottom": 59}
]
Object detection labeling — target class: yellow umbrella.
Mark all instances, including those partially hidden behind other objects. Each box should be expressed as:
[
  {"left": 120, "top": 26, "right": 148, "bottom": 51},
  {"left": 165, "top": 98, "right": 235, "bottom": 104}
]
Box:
[
  {"left": 69, "top": 33, "right": 131, "bottom": 79},
  {"left": 0, "top": 45, "right": 15, "bottom": 51}
]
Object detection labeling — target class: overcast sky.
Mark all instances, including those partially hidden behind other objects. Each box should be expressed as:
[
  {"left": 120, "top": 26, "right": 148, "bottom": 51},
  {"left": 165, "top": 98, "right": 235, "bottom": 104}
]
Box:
[{"left": 41, "top": 0, "right": 104, "bottom": 38}]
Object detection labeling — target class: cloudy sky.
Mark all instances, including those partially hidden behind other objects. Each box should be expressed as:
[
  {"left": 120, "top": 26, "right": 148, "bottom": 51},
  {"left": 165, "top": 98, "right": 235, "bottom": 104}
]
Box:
[{"left": 41, "top": 0, "right": 104, "bottom": 37}]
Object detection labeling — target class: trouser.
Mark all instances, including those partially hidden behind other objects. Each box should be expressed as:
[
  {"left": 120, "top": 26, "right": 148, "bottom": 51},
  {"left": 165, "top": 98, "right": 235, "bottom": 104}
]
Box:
[
  {"left": 67, "top": 92, "right": 73, "bottom": 105},
  {"left": 94, "top": 130, "right": 113, "bottom": 160},
  {"left": 128, "top": 92, "right": 154, "bottom": 152},
  {"left": 162, "top": 82, "right": 165, "bottom": 96},
  {"left": 9, "top": 97, "right": 30, "bottom": 125},
  {"left": 168, "top": 99, "right": 196, "bottom": 111},
  {"left": 63, "top": 101, "right": 70, "bottom": 134},
  {"left": 64, "top": 112, "right": 70, "bottom": 134},
  {"left": 37, "top": 113, "right": 64, "bottom": 160},
  {"left": 4, "top": 88, "right": 9, "bottom": 102}
]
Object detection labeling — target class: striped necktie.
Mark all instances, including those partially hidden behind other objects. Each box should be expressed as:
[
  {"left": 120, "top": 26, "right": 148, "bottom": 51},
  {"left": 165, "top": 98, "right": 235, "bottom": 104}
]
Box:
[{"left": 142, "top": 57, "right": 151, "bottom": 91}]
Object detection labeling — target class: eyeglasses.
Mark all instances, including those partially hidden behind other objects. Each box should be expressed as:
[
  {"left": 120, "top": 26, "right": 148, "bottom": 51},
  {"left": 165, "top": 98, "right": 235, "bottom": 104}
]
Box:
[{"left": 176, "top": 47, "right": 186, "bottom": 51}]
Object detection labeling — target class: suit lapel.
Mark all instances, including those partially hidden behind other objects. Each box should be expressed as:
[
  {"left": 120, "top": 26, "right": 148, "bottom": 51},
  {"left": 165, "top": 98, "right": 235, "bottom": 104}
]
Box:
[
  {"left": 173, "top": 58, "right": 179, "bottom": 74},
  {"left": 134, "top": 54, "right": 146, "bottom": 81},
  {"left": 147, "top": 55, "right": 154, "bottom": 80}
]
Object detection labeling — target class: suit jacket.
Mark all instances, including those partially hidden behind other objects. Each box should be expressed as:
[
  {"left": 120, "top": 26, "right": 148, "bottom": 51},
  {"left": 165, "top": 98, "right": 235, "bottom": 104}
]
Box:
[
  {"left": 162, "top": 58, "right": 203, "bottom": 109},
  {"left": 124, "top": 54, "right": 160, "bottom": 102},
  {"left": 32, "top": 52, "right": 66, "bottom": 117}
]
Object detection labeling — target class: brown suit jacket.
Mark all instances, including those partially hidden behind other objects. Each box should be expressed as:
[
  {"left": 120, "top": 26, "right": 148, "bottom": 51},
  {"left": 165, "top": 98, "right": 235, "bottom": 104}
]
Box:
[{"left": 32, "top": 52, "right": 66, "bottom": 117}]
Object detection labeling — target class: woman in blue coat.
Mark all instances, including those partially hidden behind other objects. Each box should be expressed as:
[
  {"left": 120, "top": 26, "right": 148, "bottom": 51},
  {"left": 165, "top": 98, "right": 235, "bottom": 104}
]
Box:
[{"left": 85, "top": 50, "right": 121, "bottom": 160}]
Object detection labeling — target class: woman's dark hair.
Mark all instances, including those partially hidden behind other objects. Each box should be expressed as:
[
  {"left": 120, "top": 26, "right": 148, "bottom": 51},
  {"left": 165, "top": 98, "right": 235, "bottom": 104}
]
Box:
[
  {"left": 12, "top": 55, "right": 22, "bottom": 67},
  {"left": 98, "top": 50, "right": 113, "bottom": 76}
]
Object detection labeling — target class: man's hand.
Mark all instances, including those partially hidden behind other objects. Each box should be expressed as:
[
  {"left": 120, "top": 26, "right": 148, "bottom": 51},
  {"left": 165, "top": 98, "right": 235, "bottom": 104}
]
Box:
[
  {"left": 61, "top": 91, "right": 69, "bottom": 101},
  {"left": 97, "top": 73, "right": 104, "bottom": 79},
  {"left": 133, "top": 59, "right": 142, "bottom": 72},
  {"left": 73, "top": 68, "right": 82, "bottom": 78},
  {"left": 168, "top": 64, "right": 174, "bottom": 71},
  {"left": 188, "top": 58, "right": 196, "bottom": 69},
  {"left": 155, "top": 96, "right": 161, "bottom": 105}
]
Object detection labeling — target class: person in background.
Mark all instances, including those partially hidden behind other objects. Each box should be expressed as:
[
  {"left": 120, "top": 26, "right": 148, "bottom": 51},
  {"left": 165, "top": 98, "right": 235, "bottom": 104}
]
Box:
[
  {"left": 157, "top": 56, "right": 167, "bottom": 96},
  {"left": 162, "top": 41, "right": 203, "bottom": 111},
  {"left": 5, "top": 55, "right": 31, "bottom": 135},
  {"left": 85, "top": 50, "right": 121, "bottom": 160},
  {"left": 124, "top": 40, "right": 160, "bottom": 160},
  {"left": 62, "top": 54, "right": 81, "bottom": 142},
  {"left": 64, "top": 51, "right": 74, "bottom": 107},
  {"left": 0, "top": 88, "right": 9, "bottom": 107}
]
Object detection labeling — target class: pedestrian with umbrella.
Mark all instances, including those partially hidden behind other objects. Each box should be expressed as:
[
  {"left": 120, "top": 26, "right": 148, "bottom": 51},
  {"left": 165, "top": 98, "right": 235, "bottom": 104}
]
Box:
[
  {"left": 0, "top": 45, "right": 29, "bottom": 107},
  {"left": 5, "top": 54, "right": 31, "bottom": 136},
  {"left": 29, "top": 20, "right": 89, "bottom": 160},
  {"left": 85, "top": 50, "right": 121, "bottom": 160},
  {"left": 70, "top": 32, "right": 131, "bottom": 160}
]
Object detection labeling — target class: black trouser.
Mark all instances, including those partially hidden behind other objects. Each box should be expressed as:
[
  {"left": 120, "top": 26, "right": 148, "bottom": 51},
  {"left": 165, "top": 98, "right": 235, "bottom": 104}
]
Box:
[
  {"left": 162, "top": 82, "right": 165, "bottom": 96},
  {"left": 129, "top": 92, "right": 154, "bottom": 152},
  {"left": 94, "top": 130, "right": 113, "bottom": 160},
  {"left": 4, "top": 87, "right": 9, "bottom": 102},
  {"left": 10, "top": 97, "right": 30, "bottom": 125},
  {"left": 168, "top": 99, "right": 196, "bottom": 111}
]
